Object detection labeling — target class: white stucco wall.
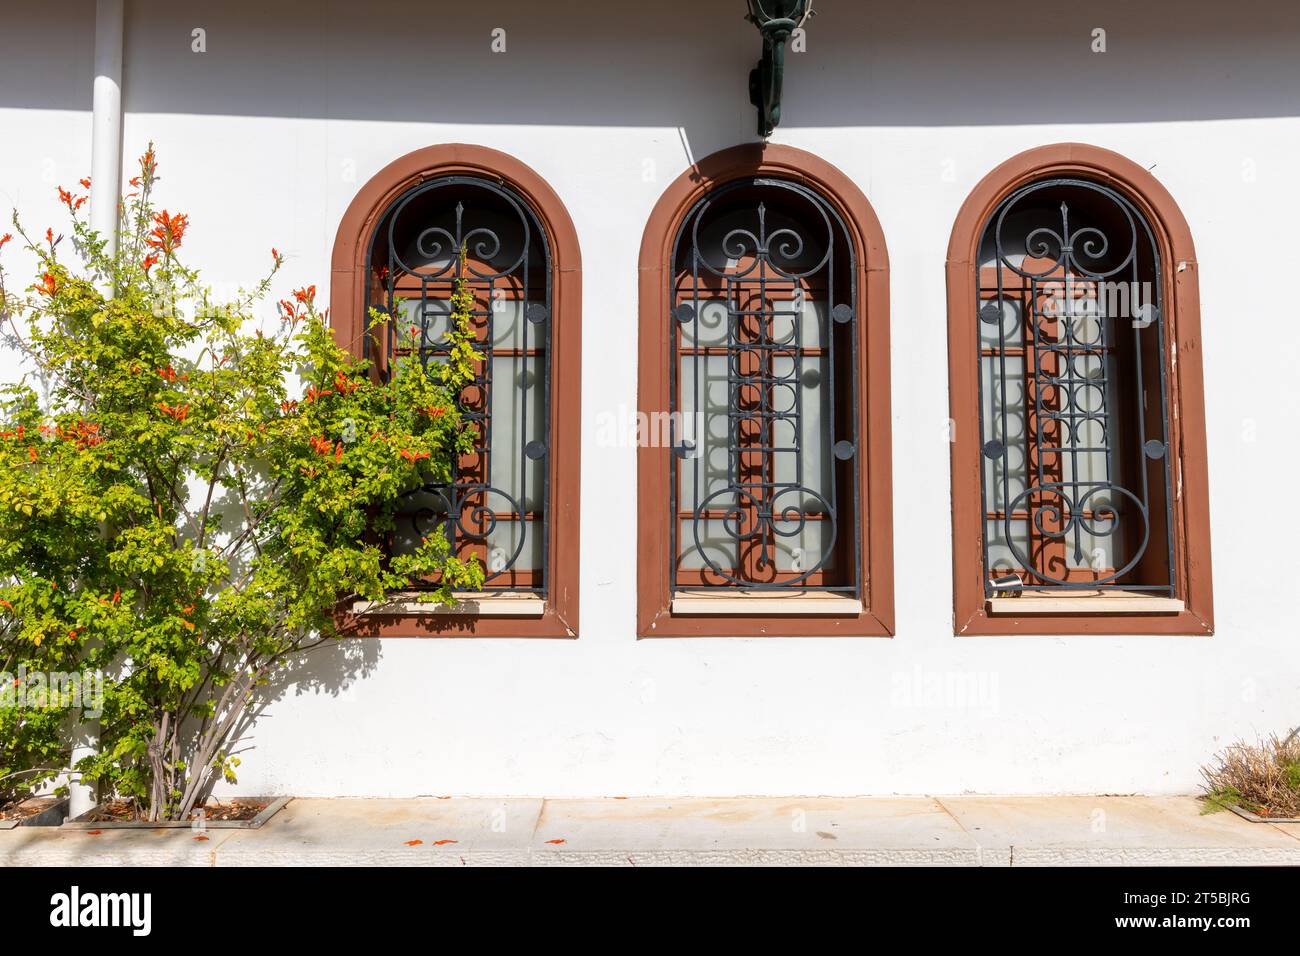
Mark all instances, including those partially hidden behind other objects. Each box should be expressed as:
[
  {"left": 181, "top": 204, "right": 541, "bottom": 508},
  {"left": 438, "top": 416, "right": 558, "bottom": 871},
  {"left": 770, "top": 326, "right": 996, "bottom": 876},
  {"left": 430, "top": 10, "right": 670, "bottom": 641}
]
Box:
[{"left": 2, "top": 0, "right": 1298, "bottom": 796}]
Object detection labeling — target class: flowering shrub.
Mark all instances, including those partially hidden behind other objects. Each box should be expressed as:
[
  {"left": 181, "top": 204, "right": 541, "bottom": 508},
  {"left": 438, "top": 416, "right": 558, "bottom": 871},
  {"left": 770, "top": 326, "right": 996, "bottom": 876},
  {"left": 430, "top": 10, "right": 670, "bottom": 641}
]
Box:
[
  {"left": 0, "top": 675, "right": 68, "bottom": 807},
  {"left": 0, "top": 146, "right": 483, "bottom": 820}
]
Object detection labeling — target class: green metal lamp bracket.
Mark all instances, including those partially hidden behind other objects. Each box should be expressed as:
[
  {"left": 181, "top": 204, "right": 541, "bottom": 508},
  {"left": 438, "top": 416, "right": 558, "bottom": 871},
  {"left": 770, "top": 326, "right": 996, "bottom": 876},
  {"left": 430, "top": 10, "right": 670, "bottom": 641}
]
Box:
[{"left": 748, "top": 16, "right": 797, "bottom": 138}]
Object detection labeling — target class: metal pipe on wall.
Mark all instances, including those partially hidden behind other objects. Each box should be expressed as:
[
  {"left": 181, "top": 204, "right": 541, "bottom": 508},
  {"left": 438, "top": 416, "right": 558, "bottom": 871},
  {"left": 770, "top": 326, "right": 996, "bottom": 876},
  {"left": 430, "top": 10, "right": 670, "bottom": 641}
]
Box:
[{"left": 69, "top": 0, "right": 124, "bottom": 820}]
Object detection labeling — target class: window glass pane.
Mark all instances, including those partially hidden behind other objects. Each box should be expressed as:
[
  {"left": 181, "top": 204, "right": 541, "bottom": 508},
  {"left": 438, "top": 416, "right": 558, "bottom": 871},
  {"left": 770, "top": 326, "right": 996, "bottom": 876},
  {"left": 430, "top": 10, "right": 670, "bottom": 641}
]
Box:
[
  {"left": 488, "top": 292, "right": 529, "bottom": 350},
  {"left": 486, "top": 518, "right": 541, "bottom": 573},
  {"left": 981, "top": 354, "right": 1027, "bottom": 512},
  {"left": 396, "top": 294, "right": 450, "bottom": 347},
  {"left": 677, "top": 517, "right": 739, "bottom": 573},
  {"left": 678, "top": 296, "right": 729, "bottom": 348},
  {"left": 773, "top": 517, "right": 832, "bottom": 574},
  {"left": 771, "top": 349, "right": 832, "bottom": 514},
  {"left": 986, "top": 517, "right": 1029, "bottom": 574},
  {"left": 978, "top": 295, "right": 1023, "bottom": 348},
  {"left": 677, "top": 354, "right": 735, "bottom": 510},
  {"left": 769, "top": 291, "right": 825, "bottom": 349},
  {"left": 490, "top": 354, "right": 544, "bottom": 513}
]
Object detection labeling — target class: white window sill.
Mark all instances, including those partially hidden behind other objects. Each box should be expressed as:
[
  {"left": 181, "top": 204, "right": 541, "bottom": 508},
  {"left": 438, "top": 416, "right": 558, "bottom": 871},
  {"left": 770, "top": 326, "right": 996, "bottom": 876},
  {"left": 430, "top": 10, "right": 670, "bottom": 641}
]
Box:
[
  {"left": 987, "top": 590, "right": 1184, "bottom": 615},
  {"left": 352, "top": 592, "right": 546, "bottom": 617},
  {"left": 672, "top": 589, "right": 862, "bottom": 616}
]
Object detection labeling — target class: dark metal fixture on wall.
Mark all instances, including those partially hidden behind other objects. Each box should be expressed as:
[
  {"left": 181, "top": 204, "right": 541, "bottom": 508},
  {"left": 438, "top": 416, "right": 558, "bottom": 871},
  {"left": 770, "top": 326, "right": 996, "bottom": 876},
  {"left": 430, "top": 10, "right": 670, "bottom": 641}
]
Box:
[{"left": 745, "top": 0, "right": 814, "bottom": 137}]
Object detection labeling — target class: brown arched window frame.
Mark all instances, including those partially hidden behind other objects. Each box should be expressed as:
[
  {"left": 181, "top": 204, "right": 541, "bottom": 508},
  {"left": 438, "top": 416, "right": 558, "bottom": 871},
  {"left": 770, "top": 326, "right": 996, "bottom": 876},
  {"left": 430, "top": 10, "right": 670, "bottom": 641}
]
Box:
[
  {"left": 330, "top": 144, "right": 581, "bottom": 638},
  {"left": 637, "top": 144, "right": 895, "bottom": 638},
  {"left": 947, "top": 144, "right": 1213, "bottom": 636}
]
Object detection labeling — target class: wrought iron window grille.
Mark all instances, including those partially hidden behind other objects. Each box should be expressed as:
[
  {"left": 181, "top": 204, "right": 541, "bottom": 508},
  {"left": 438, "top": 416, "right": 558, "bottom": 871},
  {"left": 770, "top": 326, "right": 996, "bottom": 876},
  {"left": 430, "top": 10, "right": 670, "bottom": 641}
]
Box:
[
  {"left": 366, "top": 175, "right": 551, "bottom": 594},
  {"left": 976, "top": 177, "right": 1176, "bottom": 597},
  {"left": 669, "top": 177, "right": 859, "bottom": 593}
]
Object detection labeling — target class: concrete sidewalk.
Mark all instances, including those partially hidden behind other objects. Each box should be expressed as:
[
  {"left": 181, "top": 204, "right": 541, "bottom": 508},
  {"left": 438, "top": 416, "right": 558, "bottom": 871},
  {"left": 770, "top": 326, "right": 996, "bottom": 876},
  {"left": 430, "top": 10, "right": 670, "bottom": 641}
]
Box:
[{"left": 2, "top": 796, "right": 1298, "bottom": 866}]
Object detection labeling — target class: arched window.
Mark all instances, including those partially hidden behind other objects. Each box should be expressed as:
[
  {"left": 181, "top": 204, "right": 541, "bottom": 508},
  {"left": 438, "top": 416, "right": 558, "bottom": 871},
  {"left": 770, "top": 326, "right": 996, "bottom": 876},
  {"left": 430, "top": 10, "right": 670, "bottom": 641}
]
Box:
[
  {"left": 947, "top": 144, "right": 1213, "bottom": 635},
  {"left": 638, "top": 145, "right": 894, "bottom": 637},
  {"left": 330, "top": 145, "right": 580, "bottom": 637}
]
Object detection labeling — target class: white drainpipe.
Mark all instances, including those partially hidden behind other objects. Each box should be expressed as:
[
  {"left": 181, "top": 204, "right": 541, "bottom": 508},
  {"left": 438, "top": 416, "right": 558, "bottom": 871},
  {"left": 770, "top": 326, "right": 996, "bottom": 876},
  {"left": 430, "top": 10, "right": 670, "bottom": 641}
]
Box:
[
  {"left": 69, "top": 0, "right": 124, "bottom": 820},
  {"left": 89, "top": 0, "right": 124, "bottom": 256}
]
